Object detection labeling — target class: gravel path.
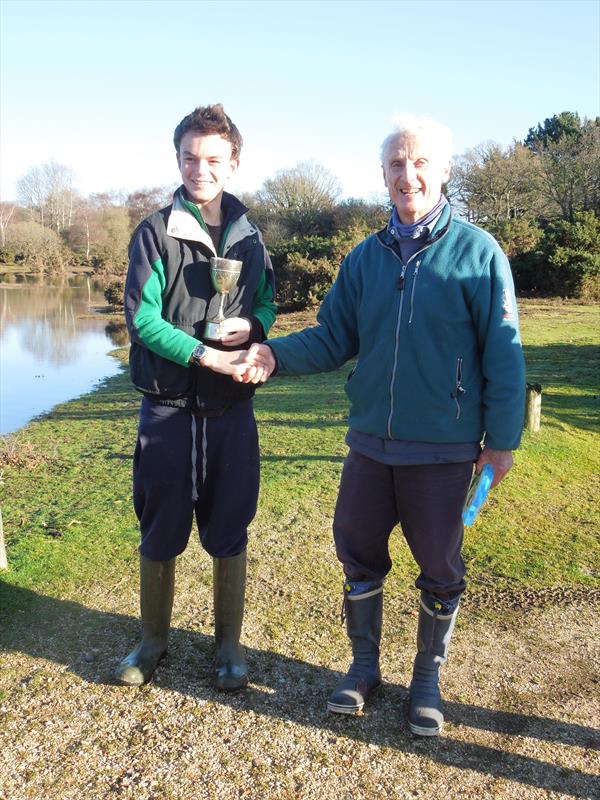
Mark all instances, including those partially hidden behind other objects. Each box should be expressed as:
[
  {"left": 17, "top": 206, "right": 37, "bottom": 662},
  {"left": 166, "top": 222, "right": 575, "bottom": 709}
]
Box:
[{"left": 1, "top": 542, "right": 599, "bottom": 800}]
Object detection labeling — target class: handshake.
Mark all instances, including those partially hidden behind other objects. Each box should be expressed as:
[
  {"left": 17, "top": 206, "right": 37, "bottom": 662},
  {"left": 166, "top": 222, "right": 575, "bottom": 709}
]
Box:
[{"left": 199, "top": 342, "right": 276, "bottom": 384}]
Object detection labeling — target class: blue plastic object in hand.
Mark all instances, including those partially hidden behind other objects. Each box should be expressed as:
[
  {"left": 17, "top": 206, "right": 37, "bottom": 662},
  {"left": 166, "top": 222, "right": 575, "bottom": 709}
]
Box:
[{"left": 462, "top": 464, "right": 494, "bottom": 527}]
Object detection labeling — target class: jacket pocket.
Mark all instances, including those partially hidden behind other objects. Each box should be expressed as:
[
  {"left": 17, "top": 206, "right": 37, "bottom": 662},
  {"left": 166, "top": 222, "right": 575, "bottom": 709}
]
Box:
[
  {"left": 130, "top": 344, "right": 192, "bottom": 398},
  {"left": 450, "top": 357, "right": 466, "bottom": 420}
]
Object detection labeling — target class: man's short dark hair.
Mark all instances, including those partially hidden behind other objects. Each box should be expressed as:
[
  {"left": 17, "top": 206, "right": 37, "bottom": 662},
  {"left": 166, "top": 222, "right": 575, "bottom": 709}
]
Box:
[{"left": 173, "top": 104, "right": 243, "bottom": 158}]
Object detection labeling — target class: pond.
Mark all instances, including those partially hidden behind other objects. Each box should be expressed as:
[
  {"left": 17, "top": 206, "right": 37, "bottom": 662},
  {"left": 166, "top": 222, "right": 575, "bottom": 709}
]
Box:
[{"left": 0, "top": 276, "right": 128, "bottom": 435}]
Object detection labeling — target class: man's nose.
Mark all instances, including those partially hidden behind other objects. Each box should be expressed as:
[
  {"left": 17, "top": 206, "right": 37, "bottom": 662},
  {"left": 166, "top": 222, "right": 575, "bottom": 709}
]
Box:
[
  {"left": 196, "top": 159, "right": 210, "bottom": 176},
  {"left": 400, "top": 161, "right": 416, "bottom": 182}
]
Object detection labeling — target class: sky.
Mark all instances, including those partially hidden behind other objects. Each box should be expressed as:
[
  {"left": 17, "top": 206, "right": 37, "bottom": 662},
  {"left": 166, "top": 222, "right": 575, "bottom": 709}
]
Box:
[{"left": 1, "top": 0, "right": 599, "bottom": 203}]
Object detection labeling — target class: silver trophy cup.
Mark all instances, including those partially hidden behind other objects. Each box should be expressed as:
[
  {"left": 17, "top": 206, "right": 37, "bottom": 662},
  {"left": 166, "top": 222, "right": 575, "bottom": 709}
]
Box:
[{"left": 204, "top": 257, "right": 243, "bottom": 340}]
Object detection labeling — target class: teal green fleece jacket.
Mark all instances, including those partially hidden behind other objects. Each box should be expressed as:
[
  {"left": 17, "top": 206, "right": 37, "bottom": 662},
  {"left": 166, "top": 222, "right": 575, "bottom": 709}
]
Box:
[{"left": 268, "top": 207, "right": 526, "bottom": 450}]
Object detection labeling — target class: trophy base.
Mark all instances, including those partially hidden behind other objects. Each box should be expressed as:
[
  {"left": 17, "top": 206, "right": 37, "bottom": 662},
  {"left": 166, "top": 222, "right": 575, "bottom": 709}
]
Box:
[{"left": 204, "top": 320, "right": 226, "bottom": 340}]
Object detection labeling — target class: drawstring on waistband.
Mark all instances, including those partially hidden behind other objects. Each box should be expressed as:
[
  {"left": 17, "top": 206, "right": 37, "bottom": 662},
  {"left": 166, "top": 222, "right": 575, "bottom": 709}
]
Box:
[
  {"left": 191, "top": 415, "right": 199, "bottom": 502},
  {"left": 190, "top": 414, "right": 208, "bottom": 503},
  {"left": 201, "top": 417, "right": 208, "bottom": 483}
]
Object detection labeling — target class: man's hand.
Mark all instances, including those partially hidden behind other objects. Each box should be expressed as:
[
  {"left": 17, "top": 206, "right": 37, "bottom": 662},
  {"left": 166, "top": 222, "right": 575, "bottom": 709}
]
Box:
[
  {"left": 217, "top": 317, "right": 251, "bottom": 347},
  {"left": 232, "top": 342, "right": 276, "bottom": 384},
  {"left": 475, "top": 448, "right": 513, "bottom": 488},
  {"left": 199, "top": 346, "right": 247, "bottom": 377}
]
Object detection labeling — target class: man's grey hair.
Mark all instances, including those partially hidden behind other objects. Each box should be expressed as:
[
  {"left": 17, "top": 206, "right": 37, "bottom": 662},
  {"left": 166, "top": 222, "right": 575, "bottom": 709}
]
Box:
[{"left": 380, "top": 114, "right": 454, "bottom": 165}]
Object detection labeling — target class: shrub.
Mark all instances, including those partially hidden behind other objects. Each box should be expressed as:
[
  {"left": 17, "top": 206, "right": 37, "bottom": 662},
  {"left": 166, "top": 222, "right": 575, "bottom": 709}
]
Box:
[
  {"left": 272, "top": 226, "right": 372, "bottom": 311},
  {"left": 488, "top": 218, "right": 543, "bottom": 261},
  {"left": 536, "top": 212, "right": 600, "bottom": 298},
  {"left": 6, "top": 221, "right": 74, "bottom": 273},
  {"left": 104, "top": 277, "right": 126, "bottom": 307},
  {"left": 105, "top": 320, "right": 129, "bottom": 346},
  {"left": 277, "top": 252, "right": 338, "bottom": 311},
  {"left": 0, "top": 249, "right": 16, "bottom": 264}
]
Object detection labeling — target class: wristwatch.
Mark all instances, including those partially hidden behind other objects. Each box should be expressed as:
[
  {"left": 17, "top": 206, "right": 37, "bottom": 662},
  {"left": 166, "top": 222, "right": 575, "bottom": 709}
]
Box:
[{"left": 189, "top": 343, "right": 207, "bottom": 366}]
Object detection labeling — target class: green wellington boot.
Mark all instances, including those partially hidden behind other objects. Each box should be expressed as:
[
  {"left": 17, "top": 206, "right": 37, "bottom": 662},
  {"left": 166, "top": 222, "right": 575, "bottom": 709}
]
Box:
[
  {"left": 213, "top": 550, "right": 248, "bottom": 691},
  {"left": 115, "top": 555, "right": 176, "bottom": 687},
  {"left": 408, "top": 593, "right": 459, "bottom": 736},
  {"left": 327, "top": 580, "right": 383, "bottom": 714}
]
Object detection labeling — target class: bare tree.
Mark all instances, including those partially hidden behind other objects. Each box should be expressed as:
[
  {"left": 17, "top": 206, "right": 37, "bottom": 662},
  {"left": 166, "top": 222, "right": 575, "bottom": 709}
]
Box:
[
  {"left": 126, "top": 185, "right": 175, "bottom": 230},
  {"left": 16, "top": 165, "right": 47, "bottom": 226},
  {"left": 0, "top": 202, "right": 16, "bottom": 247},
  {"left": 16, "top": 161, "right": 76, "bottom": 232},
  {"left": 256, "top": 161, "right": 342, "bottom": 236},
  {"left": 44, "top": 161, "right": 76, "bottom": 231},
  {"left": 450, "top": 142, "right": 538, "bottom": 224},
  {"left": 529, "top": 119, "right": 600, "bottom": 222},
  {"left": 64, "top": 196, "right": 94, "bottom": 260}
]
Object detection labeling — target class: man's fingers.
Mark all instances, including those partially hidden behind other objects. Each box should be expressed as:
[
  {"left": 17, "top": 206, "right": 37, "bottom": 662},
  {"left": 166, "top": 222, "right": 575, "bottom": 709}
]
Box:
[
  {"left": 221, "top": 332, "right": 247, "bottom": 347},
  {"left": 240, "top": 363, "right": 271, "bottom": 384},
  {"left": 245, "top": 343, "right": 276, "bottom": 372},
  {"left": 476, "top": 448, "right": 513, "bottom": 488},
  {"left": 244, "top": 344, "right": 262, "bottom": 363}
]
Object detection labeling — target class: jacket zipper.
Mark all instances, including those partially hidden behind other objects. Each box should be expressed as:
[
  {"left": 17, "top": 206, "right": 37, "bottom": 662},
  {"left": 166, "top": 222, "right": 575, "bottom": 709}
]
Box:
[
  {"left": 379, "top": 242, "right": 429, "bottom": 439},
  {"left": 378, "top": 234, "right": 445, "bottom": 439},
  {"left": 387, "top": 262, "right": 408, "bottom": 438},
  {"left": 408, "top": 259, "right": 421, "bottom": 324},
  {"left": 451, "top": 357, "right": 465, "bottom": 420}
]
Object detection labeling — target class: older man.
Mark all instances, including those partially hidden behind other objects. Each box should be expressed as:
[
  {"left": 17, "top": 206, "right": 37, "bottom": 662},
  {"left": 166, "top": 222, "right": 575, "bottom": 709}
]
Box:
[{"left": 240, "top": 115, "right": 525, "bottom": 736}]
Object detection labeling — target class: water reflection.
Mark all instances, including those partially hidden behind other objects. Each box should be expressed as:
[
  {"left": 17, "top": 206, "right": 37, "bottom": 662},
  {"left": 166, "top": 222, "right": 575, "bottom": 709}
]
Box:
[{"left": 0, "top": 278, "right": 127, "bottom": 434}]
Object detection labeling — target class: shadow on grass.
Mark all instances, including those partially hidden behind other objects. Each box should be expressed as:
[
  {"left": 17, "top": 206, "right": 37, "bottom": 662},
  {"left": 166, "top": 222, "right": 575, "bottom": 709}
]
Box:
[
  {"left": 256, "top": 416, "right": 348, "bottom": 429},
  {"left": 261, "top": 454, "right": 345, "bottom": 463},
  {"left": 523, "top": 343, "right": 600, "bottom": 433},
  {"left": 0, "top": 583, "right": 596, "bottom": 798}
]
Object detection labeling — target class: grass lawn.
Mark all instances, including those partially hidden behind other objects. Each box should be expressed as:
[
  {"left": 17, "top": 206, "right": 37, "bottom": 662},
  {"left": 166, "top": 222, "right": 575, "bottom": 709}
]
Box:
[
  {"left": 0, "top": 300, "right": 598, "bottom": 616},
  {"left": 1, "top": 298, "right": 598, "bottom": 800}
]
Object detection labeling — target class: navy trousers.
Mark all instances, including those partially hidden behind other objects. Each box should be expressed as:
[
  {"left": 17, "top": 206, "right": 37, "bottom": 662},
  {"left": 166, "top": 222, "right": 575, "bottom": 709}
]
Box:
[
  {"left": 133, "top": 398, "right": 260, "bottom": 561},
  {"left": 333, "top": 450, "right": 474, "bottom": 599}
]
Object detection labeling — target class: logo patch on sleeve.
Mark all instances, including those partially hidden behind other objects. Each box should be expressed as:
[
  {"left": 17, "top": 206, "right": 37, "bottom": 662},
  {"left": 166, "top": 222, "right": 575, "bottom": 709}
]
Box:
[{"left": 502, "top": 289, "right": 515, "bottom": 321}]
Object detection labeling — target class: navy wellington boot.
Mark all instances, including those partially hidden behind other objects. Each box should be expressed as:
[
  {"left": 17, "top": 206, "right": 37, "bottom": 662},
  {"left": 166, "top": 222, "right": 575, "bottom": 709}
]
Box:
[
  {"left": 327, "top": 580, "right": 383, "bottom": 714},
  {"left": 408, "top": 592, "right": 459, "bottom": 736}
]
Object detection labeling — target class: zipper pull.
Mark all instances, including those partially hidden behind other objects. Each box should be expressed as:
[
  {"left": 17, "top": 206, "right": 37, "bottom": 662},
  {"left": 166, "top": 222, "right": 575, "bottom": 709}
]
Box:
[{"left": 397, "top": 264, "right": 408, "bottom": 291}]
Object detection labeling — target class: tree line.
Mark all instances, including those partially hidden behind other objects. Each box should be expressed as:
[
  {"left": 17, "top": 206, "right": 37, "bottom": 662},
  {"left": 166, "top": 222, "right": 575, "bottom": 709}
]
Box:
[{"left": 1, "top": 111, "right": 598, "bottom": 306}]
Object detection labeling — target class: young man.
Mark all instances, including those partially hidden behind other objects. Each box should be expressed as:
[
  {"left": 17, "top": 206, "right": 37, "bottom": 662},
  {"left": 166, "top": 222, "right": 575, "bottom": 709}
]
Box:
[
  {"left": 240, "top": 115, "right": 525, "bottom": 735},
  {"left": 117, "top": 104, "right": 276, "bottom": 690}
]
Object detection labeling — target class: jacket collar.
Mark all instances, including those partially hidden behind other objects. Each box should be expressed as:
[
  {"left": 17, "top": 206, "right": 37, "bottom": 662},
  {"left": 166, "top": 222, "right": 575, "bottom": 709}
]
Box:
[
  {"left": 166, "top": 187, "right": 255, "bottom": 253},
  {"left": 378, "top": 202, "right": 453, "bottom": 250}
]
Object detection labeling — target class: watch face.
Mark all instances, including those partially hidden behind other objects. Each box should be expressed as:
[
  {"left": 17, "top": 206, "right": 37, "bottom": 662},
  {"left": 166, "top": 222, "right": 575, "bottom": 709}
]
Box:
[{"left": 193, "top": 344, "right": 206, "bottom": 363}]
